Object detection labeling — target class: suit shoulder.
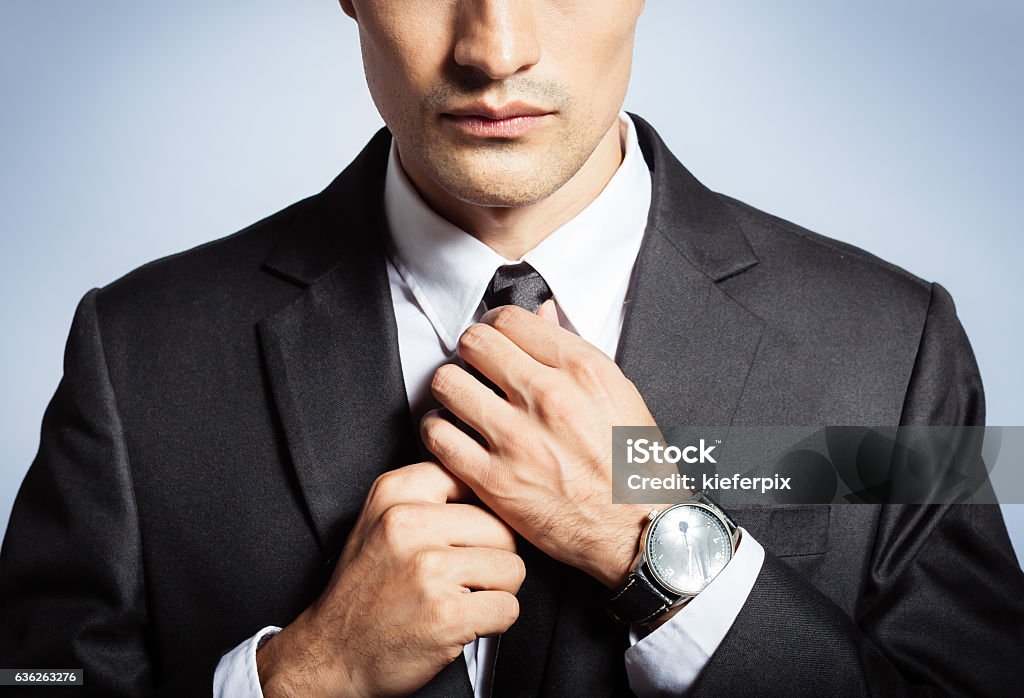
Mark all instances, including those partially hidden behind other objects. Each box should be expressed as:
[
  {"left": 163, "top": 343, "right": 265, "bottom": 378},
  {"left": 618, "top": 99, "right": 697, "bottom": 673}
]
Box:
[
  {"left": 93, "top": 196, "right": 313, "bottom": 325},
  {"left": 101, "top": 196, "right": 312, "bottom": 297},
  {"left": 718, "top": 193, "right": 934, "bottom": 312}
]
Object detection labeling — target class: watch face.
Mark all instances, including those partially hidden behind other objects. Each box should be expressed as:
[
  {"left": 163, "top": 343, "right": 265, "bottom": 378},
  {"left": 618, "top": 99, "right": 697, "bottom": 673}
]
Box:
[{"left": 646, "top": 503, "right": 733, "bottom": 596}]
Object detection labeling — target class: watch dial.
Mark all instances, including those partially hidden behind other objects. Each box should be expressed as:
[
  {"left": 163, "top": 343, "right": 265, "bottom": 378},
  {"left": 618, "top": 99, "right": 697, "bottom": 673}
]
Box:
[{"left": 646, "top": 504, "right": 733, "bottom": 595}]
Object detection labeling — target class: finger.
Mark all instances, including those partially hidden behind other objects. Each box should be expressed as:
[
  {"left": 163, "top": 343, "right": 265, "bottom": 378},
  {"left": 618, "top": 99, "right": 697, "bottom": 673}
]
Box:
[
  {"left": 480, "top": 304, "right": 600, "bottom": 369},
  {"left": 442, "top": 504, "right": 518, "bottom": 551},
  {"left": 421, "top": 408, "right": 490, "bottom": 474},
  {"left": 365, "top": 461, "right": 473, "bottom": 522},
  {"left": 433, "top": 547, "right": 526, "bottom": 593},
  {"left": 430, "top": 363, "right": 516, "bottom": 445},
  {"left": 536, "top": 298, "right": 559, "bottom": 325},
  {"left": 456, "top": 321, "right": 550, "bottom": 402},
  {"left": 385, "top": 502, "right": 518, "bottom": 551},
  {"left": 460, "top": 590, "right": 520, "bottom": 638}
]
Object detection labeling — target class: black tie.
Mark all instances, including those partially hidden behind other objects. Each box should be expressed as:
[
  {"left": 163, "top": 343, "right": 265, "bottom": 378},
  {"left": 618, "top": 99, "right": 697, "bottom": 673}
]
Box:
[
  {"left": 473, "top": 262, "right": 553, "bottom": 397},
  {"left": 471, "top": 264, "right": 565, "bottom": 695},
  {"left": 482, "top": 262, "right": 553, "bottom": 313},
  {"left": 453, "top": 262, "right": 552, "bottom": 443}
]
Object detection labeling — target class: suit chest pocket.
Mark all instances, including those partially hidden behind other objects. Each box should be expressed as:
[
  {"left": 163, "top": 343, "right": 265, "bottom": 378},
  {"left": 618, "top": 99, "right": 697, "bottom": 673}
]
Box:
[{"left": 727, "top": 505, "right": 830, "bottom": 557}]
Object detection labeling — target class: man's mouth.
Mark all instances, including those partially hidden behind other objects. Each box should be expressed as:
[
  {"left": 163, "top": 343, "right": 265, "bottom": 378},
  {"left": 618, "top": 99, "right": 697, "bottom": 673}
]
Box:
[{"left": 442, "top": 101, "right": 554, "bottom": 138}]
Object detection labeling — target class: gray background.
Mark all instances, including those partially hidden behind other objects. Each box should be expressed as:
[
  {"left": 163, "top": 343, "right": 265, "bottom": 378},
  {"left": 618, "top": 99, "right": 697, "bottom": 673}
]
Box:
[{"left": 2, "top": 2, "right": 1021, "bottom": 560}]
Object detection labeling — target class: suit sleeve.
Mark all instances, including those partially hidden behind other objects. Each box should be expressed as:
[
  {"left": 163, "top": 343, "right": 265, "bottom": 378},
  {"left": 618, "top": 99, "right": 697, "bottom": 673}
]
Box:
[
  {"left": 0, "top": 290, "right": 221, "bottom": 697},
  {"left": 689, "top": 282, "right": 1024, "bottom": 697}
]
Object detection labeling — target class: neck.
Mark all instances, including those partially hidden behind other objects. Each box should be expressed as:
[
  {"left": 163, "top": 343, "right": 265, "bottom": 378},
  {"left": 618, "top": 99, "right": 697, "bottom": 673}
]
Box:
[{"left": 398, "top": 118, "right": 625, "bottom": 261}]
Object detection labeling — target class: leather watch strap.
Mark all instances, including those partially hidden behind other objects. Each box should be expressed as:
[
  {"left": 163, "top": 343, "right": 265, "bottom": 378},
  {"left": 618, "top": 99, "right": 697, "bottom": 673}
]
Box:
[
  {"left": 691, "top": 491, "right": 739, "bottom": 542},
  {"left": 607, "top": 563, "right": 675, "bottom": 625}
]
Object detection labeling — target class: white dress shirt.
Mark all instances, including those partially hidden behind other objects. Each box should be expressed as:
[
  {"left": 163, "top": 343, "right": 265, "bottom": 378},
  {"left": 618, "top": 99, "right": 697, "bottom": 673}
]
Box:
[{"left": 214, "top": 111, "right": 765, "bottom": 697}]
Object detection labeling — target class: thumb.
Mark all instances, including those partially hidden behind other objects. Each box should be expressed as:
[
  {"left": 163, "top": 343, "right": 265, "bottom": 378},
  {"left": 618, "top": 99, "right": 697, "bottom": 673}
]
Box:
[{"left": 536, "top": 298, "right": 559, "bottom": 325}]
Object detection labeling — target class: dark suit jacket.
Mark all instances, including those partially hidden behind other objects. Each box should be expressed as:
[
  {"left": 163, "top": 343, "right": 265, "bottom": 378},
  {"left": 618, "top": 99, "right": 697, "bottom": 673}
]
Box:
[{"left": 2, "top": 113, "right": 1022, "bottom": 697}]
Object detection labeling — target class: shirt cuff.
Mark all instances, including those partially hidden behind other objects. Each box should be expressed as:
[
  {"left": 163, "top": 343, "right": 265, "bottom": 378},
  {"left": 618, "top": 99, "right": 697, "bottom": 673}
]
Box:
[
  {"left": 213, "top": 625, "right": 282, "bottom": 698},
  {"left": 623, "top": 527, "right": 765, "bottom": 696}
]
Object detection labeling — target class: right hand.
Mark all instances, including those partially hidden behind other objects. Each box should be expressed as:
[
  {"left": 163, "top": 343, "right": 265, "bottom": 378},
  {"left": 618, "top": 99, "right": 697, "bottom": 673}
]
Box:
[{"left": 256, "top": 461, "right": 525, "bottom": 697}]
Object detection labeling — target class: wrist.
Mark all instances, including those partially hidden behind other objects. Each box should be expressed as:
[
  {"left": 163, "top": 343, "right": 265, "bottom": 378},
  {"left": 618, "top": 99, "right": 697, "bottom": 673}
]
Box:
[
  {"left": 257, "top": 632, "right": 301, "bottom": 698},
  {"left": 587, "top": 504, "right": 649, "bottom": 589},
  {"left": 256, "top": 608, "right": 362, "bottom": 698}
]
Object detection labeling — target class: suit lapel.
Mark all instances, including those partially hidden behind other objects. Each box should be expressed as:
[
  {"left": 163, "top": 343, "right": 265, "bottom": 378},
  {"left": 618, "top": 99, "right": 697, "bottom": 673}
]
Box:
[
  {"left": 258, "top": 127, "right": 414, "bottom": 560},
  {"left": 257, "top": 127, "right": 473, "bottom": 697},
  {"left": 617, "top": 112, "right": 765, "bottom": 429},
  {"left": 616, "top": 231, "right": 766, "bottom": 427},
  {"left": 258, "top": 246, "right": 417, "bottom": 559}
]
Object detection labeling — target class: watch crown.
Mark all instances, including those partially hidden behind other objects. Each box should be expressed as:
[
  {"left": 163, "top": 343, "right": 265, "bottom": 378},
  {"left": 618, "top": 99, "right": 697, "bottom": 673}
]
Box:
[{"left": 647, "top": 508, "right": 660, "bottom": 522}]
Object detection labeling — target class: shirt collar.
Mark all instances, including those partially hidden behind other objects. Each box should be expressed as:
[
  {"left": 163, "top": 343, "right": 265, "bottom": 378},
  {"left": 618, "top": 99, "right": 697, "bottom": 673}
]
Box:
[{"left": 384, "top": 110, "right": 652, "bottom": 352}]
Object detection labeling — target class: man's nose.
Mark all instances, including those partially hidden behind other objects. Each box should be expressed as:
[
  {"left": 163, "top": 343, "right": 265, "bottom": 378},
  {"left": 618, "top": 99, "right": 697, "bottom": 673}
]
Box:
[{"left": 453, "top": 0, "right": 541, "bottom": 80}]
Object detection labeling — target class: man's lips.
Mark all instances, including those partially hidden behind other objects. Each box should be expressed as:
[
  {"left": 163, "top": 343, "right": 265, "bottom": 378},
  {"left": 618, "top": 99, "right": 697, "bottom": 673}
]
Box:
[
  {"left": 441, "top": 100, "right": 554, "bottom": 138},
  {"left": 444, "top": 100, "right": 551, "bottom": 120},
  {"left": 442, "top": 113, "right": 552, "bottom": 139}
]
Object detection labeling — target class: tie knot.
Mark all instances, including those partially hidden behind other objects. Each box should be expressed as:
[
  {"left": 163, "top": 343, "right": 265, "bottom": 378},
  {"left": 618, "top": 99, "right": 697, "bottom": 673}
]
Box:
[{"left": 483, "top": 262, "right": 553, "bottom": 313}]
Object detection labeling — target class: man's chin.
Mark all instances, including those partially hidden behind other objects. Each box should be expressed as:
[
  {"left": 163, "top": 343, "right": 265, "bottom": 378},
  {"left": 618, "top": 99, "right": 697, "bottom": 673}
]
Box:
[
  {"left": 443, "top": 174, "right": 560, "bottom": 208},
  {"left": 429, "top": 155, "right": 562, "bottom": 208}
]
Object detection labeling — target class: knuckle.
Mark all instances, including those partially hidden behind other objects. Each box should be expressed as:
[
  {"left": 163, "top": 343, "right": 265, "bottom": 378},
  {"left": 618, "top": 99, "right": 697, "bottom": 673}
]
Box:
[
  {"left": 491, "top": 550, "right": 526, "bottom": 589},
  {"left": 431, "top": 363, "right": 460, "bottom": 396},
  {"left": 458, "top": 323, "right": 487, "bottom": 353},
  {"left": 427, "top": 594, "right": 460, "bottom": 630},
  {"left": 565, "top": 351, "right": 607, "bottom": 385},
  {"left": 491, "top": 305, "right": 523, "bottom": 333},
  {"left": 508, "top": 553, "right": 527, "bottom": 585},
  {"left": 378, "top": 503, "right": 414, "bottom": 541},
  {"left": 450, "top": 604, "right": 479, "bottom": 644},
  {"left": 525, "top": 371, "right": 557, "bottom": 402},
  {"left": 535, "top": 386, "right": 572, "bottom": 422},
  {"left": 411, "top": 548, "right": 445, "bottom": 583},
  {"left": 420, "top": 418, "right": 445, "bottom": 455},
  {"left": 372, "top": 469, "right": 406, "bottom": 501},
  {"left": 496, "top": 592, "right": 520, "bottom": 626}
]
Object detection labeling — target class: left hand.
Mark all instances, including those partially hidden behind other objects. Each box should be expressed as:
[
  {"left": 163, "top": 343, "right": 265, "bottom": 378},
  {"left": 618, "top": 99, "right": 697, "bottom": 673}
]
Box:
[{"left": 420, "top": 300, "right": 655, "bottom": 589}]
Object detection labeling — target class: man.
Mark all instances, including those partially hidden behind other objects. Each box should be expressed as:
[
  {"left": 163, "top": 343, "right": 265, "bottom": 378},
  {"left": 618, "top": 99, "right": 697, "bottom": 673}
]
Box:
[{"left": 1, "top": 1, "right": 1022, "bottom": 696}]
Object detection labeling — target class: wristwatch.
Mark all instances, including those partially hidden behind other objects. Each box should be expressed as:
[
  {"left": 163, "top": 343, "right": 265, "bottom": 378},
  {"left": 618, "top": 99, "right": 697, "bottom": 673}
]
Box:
[{"left": 608, "top": 492, "right": 740, "bottom": 625}]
